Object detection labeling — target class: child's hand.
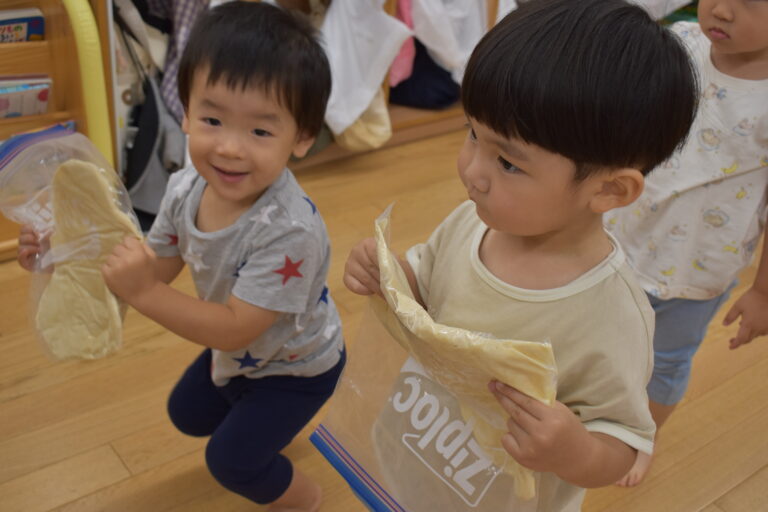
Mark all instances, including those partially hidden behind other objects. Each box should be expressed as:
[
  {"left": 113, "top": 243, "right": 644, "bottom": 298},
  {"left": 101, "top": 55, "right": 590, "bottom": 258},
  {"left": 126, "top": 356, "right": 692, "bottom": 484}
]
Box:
[
  {"left": 17, "top": 226, "right": 51, "bottom": 272},
  {"left": 722, "top": 286, "right": 768, "bottom": 349},
  {"left": 343, "top": 237, "right": 382, "bottom": 296},
  {"left": 489, "top": 380, "right": 591, "bottom": 475},
  {"left": 102, "top": 236, "right": 158, "bottom": 305}
]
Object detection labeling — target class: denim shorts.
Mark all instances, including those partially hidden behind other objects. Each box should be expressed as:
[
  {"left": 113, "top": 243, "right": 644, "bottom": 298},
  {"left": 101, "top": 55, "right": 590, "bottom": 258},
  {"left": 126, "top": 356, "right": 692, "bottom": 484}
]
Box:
[{"left": 646, "top": 282, "right": 736, "bottom": 406}]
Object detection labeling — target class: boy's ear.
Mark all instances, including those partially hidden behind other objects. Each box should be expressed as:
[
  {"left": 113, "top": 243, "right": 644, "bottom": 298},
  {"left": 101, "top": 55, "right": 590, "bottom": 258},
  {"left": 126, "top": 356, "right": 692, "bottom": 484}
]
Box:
[
  {"left": 292, "top": 132, "right": 316, "bottom": 159},
  {"left": 181, "top": 112, "right": 190, "bottom": 134},
  {"left": 589, "top": 169, "right": 645, "bottom": 214}
]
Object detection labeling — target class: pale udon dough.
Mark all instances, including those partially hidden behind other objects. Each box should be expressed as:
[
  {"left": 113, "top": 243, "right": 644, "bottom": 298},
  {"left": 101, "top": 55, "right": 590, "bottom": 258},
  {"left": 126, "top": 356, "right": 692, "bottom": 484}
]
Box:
[
  {"left": 35, "top": 159, "right": 141, "bottom": 359},
  {"left": 373, "top": 208, "right": 558, "bottom": 500}
]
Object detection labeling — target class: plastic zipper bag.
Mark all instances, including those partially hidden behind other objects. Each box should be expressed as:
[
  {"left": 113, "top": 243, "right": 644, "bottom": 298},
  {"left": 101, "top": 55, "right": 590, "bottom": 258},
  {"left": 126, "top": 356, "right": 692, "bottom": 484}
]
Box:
[
  {"left": 311, "top": 206, "right": 557, "bottom": 511},
  {"left": 0, "top": 127, "right": 142, "bottom": 359}
]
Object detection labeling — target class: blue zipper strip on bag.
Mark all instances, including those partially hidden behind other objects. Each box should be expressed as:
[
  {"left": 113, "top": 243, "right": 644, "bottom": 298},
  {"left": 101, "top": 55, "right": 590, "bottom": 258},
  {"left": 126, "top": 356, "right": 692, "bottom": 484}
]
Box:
[
  {"left": 310, "top": 424, "right": 406, "bottom": 512},
  {"left": 0, "top": 122, "right": 76, "bottom": 171}
]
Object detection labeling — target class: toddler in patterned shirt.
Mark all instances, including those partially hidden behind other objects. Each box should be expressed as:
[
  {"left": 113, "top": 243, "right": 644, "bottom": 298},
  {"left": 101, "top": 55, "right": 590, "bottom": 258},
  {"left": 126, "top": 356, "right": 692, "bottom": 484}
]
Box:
[{"left": 606, "top": 0, "right": 768, "bottom": 488}]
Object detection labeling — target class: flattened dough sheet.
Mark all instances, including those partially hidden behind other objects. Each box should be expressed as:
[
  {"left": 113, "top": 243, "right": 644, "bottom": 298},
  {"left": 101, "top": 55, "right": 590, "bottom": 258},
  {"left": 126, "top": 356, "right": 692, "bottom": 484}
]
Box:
[
  {"left": 372, "top": 207, "right": 558, "bottom": 500},
  {"left": 36, "top": 159, "right": 141, "bottom": 359}
]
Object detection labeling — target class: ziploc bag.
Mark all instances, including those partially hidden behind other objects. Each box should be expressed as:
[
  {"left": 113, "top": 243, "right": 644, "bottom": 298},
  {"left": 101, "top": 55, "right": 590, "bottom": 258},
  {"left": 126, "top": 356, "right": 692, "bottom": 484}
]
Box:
[
  {"left": 0, "top": 126, "right": 142, "bottom": 359},
  {"left": 311, "top": 206, "right": 557, "bottom": 511}
]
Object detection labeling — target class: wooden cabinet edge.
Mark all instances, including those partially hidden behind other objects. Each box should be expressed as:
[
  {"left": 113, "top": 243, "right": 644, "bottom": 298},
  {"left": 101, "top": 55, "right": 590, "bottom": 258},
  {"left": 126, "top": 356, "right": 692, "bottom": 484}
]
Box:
[
  {"left": 0, "top": 111, "right": 75, "bottom": 141},
  {"left": 0, "top": 239, "right": 18, "bottom": 263}
]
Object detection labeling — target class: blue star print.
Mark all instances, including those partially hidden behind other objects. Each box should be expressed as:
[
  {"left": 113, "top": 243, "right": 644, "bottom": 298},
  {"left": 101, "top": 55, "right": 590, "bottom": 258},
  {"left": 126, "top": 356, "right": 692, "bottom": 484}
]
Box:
[
  {"left": 233, "top": 351, "right": 262, "bottom": 369},
  {"left": 303, "top": 196, "right": 317, "bottom": 214},
  {"left": 318, "top": 285, "right": 329, "bottom": 304}
]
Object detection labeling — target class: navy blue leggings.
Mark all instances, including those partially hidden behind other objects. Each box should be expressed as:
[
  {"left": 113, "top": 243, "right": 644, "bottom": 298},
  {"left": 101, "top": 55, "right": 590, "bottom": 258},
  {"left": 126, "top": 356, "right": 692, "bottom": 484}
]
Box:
[{"left": 167, "top": 349, "right": 345, "bottom": 504}]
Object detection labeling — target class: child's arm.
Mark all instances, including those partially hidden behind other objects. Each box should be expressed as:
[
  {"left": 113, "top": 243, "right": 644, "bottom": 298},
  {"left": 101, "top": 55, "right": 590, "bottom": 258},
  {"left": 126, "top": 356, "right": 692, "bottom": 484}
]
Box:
[
  {"left": 344, "top": 237, "right": 424, "bottom": 304},
  {"left": 102, "top": 236, "right": 278, "bottom": 351},
  {"left": 153, "top": 253, "right": 185, "bottom": 284},
  {"left": 489, "top": 381, "right": 636, "bottom": 488},
  {"left": 723, "top": 235, "right": 768, "bottom": 349}
]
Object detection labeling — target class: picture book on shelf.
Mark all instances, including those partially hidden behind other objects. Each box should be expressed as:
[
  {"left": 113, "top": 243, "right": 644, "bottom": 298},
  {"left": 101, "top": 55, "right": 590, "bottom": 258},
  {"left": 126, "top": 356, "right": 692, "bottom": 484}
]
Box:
[
  {"left": 0, "top": 8, "right": 45, "bottom": 43},
  {"left": 0, "top": 75, "right": 52, "bottom": 118}
]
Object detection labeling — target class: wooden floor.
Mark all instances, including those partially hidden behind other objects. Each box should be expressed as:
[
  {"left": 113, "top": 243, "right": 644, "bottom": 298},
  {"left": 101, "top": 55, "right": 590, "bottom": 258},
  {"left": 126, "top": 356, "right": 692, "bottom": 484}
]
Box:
[{"left": 1, "top": 129, "right": 767, "bottom": 512}]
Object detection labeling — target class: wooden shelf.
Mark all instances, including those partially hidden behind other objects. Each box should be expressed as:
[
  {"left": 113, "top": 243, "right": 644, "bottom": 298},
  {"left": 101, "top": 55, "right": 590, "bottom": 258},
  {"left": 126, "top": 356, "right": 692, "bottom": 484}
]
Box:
[
  {"left": 293, "top": 103, "right": 465, "bottom": 171},
  {"left": 0, "top": 237, "right": 17, "bottom": 263},
  {"left": 0, "top": 211, "right": 19, "bottom": 263},
  {"left": 0, "top": 111, "right": 75, "bottom": 141},
  {"left": 0, "top": 41, "right": 52, "bottom": 75},
  {"left": 0, "top": 0, "right": 90, "bottom": 262}
]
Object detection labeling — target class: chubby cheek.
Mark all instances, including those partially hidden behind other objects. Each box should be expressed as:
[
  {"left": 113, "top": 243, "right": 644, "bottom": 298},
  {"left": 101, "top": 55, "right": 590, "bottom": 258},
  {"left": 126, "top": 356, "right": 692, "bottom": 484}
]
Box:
[
  {"left": 186, "top": 144, "right": 204, "bottom": 168},
  {"left": 744, "top": 28, "right": 768, "bottom": 53},
  {"left": 191, "top": 143, "right": 215, "bottom": 171}
]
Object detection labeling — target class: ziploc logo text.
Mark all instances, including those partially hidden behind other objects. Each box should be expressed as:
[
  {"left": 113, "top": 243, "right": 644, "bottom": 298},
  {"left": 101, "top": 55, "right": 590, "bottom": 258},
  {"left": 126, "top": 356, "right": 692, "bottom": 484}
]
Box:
[{"left": 391, "top": 373, "right": 500, "bottom": 507}]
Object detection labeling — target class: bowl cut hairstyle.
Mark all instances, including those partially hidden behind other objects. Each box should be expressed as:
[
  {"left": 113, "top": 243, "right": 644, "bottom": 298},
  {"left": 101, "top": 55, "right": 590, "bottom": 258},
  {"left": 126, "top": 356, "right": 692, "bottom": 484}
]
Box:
[
  {"left": 178, "top": 1, "right": 331, "bottom": 138},
  {"left": 462, "top": 0, "right": 698, "bottom": 178}
]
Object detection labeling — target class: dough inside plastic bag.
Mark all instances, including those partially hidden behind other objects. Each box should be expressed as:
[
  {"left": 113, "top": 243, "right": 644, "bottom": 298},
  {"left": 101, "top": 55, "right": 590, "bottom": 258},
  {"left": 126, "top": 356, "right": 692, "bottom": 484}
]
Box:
[
  {"left": 35, "top": 159, "right": 142, "bottom": 359},
  {"left": 372, "top": 205, "right": 558, "bottom": 500}
]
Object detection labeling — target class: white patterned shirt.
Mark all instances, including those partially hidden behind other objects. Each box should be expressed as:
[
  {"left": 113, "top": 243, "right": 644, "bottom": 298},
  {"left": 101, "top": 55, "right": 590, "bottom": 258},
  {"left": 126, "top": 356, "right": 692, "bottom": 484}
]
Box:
[{"left": 606, "top": 22, "right": 768, "bottom": 300}]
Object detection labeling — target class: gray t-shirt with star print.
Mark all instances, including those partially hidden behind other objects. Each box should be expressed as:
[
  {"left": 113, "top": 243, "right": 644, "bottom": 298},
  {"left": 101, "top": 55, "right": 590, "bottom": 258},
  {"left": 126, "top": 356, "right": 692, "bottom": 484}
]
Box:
[{"left": 147, "top": 166, "right": 344, "bottom": 386}]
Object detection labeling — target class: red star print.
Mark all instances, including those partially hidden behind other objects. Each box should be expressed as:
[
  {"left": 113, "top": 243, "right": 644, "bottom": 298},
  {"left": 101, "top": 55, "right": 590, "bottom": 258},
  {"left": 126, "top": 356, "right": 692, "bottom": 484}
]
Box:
[
  {"left": 289, "top": 354, "right": 299, "bottom": 361},
  {"left": 274, "top": 256, "right": 304, "bottom": 285},
  {"left": 166, "top": 234, "right": 179, "bottom": 246}
]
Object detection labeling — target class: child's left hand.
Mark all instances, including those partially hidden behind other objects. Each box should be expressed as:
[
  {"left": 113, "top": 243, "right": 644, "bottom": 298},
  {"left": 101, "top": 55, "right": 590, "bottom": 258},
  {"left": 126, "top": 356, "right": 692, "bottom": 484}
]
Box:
[
  {"left": 102, "top": 236, "right": 158, "bottom": 304},
  {"left": 488, "top": 380, "right": 591, "bottom": 474},
  {"left": 722, "top": 286, "right": 768, "bottom": 349}
]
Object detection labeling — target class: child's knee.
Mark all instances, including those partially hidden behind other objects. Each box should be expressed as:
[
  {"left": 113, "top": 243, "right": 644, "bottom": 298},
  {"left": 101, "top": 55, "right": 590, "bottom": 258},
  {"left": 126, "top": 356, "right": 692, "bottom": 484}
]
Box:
[
  {"left": 166, "top": 392, "right": 215, "bottom": 437},
  {"left": 205, "top": 439, "right": 291, "bottom": 504}
]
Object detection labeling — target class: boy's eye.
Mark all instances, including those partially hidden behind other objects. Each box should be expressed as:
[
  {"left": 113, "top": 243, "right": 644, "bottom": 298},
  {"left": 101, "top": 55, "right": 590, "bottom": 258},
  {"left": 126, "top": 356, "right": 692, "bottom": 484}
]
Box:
[
  {"left": 202, "top": 117, "right": 221, "bottom": 126},
  {"left": 252, "top": 128, "right": 272, "bottom": 137},
  {"left": 498, "top": 156, "right": 522, "bottom": 173}
]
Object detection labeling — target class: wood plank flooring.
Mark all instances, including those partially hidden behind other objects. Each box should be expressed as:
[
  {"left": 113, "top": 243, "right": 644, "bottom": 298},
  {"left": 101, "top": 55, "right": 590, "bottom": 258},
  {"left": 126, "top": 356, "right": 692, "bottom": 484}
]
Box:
[{"left": 1, "top": 129, "right": 766, "bottom": 511}]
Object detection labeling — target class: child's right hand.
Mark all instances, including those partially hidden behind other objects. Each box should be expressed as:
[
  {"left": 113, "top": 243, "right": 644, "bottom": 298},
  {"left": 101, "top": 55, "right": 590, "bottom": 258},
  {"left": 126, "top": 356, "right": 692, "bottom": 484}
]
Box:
[
  {"left": 17, "top": 225, "right": 42, "bottom": 272},
  {"left": 343, "top": 237, "right": 382, "bottom": 296},
  {"left": 722, "top": 286, "right": 768, "bottom": 349}
]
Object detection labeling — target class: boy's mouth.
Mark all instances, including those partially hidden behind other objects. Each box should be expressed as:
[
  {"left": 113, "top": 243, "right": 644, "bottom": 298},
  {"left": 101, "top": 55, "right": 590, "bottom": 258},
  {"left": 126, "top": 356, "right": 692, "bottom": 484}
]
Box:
[
  {"left": 708, "top": 27, "right": 730, "bottom": 41},
  {"left": 213, "top": 166, "right": 249, "bottom": 183}
]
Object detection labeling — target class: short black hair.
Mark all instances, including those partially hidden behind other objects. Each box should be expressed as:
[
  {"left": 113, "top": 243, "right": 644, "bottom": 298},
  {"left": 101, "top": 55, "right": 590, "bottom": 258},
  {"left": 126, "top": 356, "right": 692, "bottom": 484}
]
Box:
[
  {"left": 178, "top": 1, "right": 331, "bottom": 137},
  {"left": 462, "top": 0, "right": 698, "bottom": 178}
]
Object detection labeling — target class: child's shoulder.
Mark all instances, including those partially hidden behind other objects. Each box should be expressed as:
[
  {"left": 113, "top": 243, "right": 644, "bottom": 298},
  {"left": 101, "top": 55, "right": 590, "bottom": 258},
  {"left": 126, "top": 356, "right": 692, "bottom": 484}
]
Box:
[
  {"left": 594, "top": 254, "right": 655, "bottom": 342},
  {"left": 561, "top": 237, "right": 654, "bottom": 342},
  {"left": 262, "top": 169, "right": 329, "bottom": 235}
]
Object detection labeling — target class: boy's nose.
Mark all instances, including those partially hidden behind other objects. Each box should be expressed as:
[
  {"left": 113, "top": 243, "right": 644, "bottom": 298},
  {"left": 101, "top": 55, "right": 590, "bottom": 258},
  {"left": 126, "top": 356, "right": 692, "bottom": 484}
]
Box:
[
  {"left": 215, "top": 136, "right": 245, "bottom": 159},
  {"left": 710, "top": 1, "right": 734, "bottom": 22},
  {"left": 463, "top": 160, "right": 490, "bottom": 194}
]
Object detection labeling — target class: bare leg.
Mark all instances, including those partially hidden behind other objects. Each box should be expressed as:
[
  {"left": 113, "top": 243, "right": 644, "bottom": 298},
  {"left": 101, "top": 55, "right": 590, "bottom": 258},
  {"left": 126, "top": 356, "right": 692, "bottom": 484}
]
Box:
[
  {"left": 268, "top": 468, "right": 322, "bottom": 512},
  {"left": 615, "top": 400, "right": 677, "bottom": 487}
]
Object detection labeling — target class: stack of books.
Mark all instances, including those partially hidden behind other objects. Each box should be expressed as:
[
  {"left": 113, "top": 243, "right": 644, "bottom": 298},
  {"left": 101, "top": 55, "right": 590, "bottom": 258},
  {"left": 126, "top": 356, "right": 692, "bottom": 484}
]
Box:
[
  {"left": 0, "top": 75, "right": 52, "bottom": 118},
  {"left": 0, "top": 8, "right": 45, "bottom": 43}
]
